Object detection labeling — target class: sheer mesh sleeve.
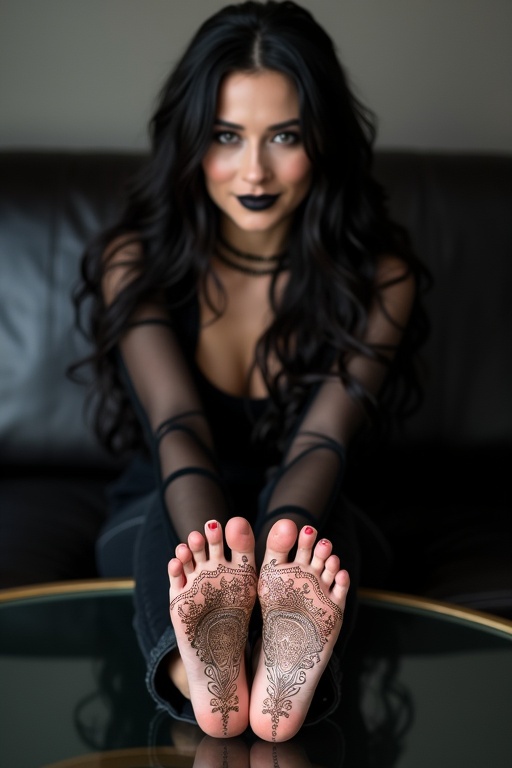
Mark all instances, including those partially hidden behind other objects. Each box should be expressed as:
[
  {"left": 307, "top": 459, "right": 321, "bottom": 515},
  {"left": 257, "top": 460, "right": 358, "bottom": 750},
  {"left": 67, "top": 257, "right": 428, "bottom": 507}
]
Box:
[
  {"left": 257, "top": 379, "right": 348, "bottom": 535},
  {"left": 256, "top": 257, "right": 416, "bottom": 540},
  {"left": 116, "top": 307, "right": 231, "bottom": 541},
  {"left": 101, "top": 239, "right": 231, "bottom": 541}
]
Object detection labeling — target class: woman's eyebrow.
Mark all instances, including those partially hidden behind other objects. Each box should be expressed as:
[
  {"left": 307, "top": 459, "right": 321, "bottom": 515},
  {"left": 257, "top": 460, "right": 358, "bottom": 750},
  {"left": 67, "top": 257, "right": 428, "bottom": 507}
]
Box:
[
  {"left": 214, "top": 118, "right": 244, "bottom": 130},
  {"left": 213, "top": 118, "right": 300, "bottom": 131},
  {"left": 268, "top": 118, "right": 300, "bottom": 131}
]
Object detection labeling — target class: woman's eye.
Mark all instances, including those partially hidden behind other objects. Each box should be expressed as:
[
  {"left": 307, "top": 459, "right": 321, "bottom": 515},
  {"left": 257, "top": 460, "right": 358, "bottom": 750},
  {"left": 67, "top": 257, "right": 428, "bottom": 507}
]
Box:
[
  {"left": 214, "top": 131, "right": 239, "bottom": 145},
  {"left": 273, "top": 132, "right": 300, "bottom": 146}
]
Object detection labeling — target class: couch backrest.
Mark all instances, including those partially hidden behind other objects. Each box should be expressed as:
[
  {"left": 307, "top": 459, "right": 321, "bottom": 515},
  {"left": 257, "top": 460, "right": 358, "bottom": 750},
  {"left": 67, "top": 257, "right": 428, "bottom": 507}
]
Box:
[
  {"left": 0, "top": 151, "right": 143, "bottom": 467},
  {"left": 375, "top": 152, "right": 512, "bottom": 449},
  {"left": 1, "top": 150, "right": 511, "bottom": 469}
]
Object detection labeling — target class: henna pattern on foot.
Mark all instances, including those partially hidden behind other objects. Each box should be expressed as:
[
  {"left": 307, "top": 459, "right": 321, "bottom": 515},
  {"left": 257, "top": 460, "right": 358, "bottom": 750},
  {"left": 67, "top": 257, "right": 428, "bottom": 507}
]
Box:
[
  {"left": 258, "top": 559, "right": 344, "bottom": 741},
  {"left": 170, "top": 556, "right": 256, "bottom": 736}
]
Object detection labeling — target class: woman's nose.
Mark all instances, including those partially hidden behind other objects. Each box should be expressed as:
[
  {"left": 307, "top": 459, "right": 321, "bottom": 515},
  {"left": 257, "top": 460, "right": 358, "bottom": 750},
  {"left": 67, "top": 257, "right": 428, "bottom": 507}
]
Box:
[{"left": 241, "top": 143, "right": 269, "bottom": 185}]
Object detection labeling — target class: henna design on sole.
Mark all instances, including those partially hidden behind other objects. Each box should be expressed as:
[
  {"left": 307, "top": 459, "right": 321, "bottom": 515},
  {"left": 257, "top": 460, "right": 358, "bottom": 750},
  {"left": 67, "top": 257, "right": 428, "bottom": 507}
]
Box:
[
  {"left": 170, "top": 556, "right": 256, "bottom": 736},
  {"left": 258, "top": 559, "right": 344, "bottom": 741}
]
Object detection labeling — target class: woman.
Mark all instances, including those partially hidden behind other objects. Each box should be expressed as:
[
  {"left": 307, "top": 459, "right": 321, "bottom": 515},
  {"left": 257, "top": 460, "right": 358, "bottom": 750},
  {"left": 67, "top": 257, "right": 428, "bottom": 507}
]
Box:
[{"left": 76, "top": 0, "right": 425, "bottom": 743}]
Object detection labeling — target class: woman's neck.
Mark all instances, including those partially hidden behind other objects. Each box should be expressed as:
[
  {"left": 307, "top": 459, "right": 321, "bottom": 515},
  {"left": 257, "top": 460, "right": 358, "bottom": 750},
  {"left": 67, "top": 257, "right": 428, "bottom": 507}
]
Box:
[
  {"left": 220, "top": 222, "right": 290, "bottom": 259},
  {"left": 215, "top": 233, "right": 289, "bottom": 277}
]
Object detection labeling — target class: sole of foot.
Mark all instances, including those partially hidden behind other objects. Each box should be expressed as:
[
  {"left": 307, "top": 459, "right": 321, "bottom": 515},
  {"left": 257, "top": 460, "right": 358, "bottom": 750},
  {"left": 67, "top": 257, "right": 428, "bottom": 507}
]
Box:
[
  {"left": 249, "top": 519, "right": 349, "bottom": 742},
  {"left": 168, "top": 517, "right": 257, "bottom": 738}
]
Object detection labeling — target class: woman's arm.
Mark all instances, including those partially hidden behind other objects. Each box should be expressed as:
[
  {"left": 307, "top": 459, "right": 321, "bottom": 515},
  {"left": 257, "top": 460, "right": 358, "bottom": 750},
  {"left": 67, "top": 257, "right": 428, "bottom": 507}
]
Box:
[
  {"left": 102, "top": 237, "right": 231, "bottom": 541},
  {"left": 255, "top": 255, "right": 416, "bottom": 552}
]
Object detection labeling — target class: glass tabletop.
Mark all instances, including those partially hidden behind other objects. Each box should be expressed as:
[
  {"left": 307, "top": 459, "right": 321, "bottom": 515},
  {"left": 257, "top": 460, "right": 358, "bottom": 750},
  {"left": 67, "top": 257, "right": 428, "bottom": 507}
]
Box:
[{"left": 1, "top": 581, "right": 511, "bottom": 768}]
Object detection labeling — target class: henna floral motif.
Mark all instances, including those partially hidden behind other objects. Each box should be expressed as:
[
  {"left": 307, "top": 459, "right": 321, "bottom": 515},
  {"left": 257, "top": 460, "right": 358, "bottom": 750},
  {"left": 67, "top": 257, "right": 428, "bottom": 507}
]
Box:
[
  {"left": 258, "top": 559, "right": 343, "bottom": 740},
  {"left": 170, "top": 556, "right": 256, "bottom": 735}
]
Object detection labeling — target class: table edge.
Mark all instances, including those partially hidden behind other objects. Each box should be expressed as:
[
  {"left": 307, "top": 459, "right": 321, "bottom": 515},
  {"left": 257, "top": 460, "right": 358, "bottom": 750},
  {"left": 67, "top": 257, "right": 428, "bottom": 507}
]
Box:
[
  {"left": 1, "top": 579, "right": 511, "bottom": 636},
  {"left": 359, "top": 587, "right": 512, "bottom": 636}
]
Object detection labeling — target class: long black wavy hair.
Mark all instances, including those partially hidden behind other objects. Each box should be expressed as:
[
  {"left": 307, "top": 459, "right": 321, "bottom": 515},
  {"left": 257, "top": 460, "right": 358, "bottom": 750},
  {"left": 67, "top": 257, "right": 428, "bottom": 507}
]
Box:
[{"left": 75, "top": 0, "right": 428, "bottom": 455}]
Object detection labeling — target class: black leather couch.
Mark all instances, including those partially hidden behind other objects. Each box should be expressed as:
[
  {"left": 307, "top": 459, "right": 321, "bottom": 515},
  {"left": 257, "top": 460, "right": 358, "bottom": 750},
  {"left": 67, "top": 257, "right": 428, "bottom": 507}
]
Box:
[{"left": 1, "top": 151, "right": 511, "bottom": 616}]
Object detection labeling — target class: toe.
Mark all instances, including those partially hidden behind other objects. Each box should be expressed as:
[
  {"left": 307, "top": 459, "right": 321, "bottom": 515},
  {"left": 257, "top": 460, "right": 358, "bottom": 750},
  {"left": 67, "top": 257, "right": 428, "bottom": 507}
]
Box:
[
  {"left": 320, "top": 554, "right": 340, "bottom": 585},
  {"left": 310, "top": 537, "right": 333, "bottom": 574},
  {"left": 188, "top": 530, "right": 207, "bottom": 563},
  {"left": 295, "top": 525, "right": 317, "bottom": 566},
  {"left": 262, "top": 518, "right": 298, "bottom": 566},
  {"left": 225, "top": 517, "right": 255, "bottom": 564},
  {"left": 175, "top": 543, "right": 195, "bottom": 575},
  {"left": 331, "top": 569, "right": 350, "bottom": 605},
  {"left": 168, "top": 557, "right": 186, "bottom": 595},
  {"left": 204, "top": 520, "right": 224, "bottom": 560}
]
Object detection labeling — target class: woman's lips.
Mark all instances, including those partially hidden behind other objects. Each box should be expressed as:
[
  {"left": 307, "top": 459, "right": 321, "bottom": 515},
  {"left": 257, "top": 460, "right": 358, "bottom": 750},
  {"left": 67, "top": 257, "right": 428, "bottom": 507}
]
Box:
[{"left": 236, "top": 194, "right": 280, "bottom": 211}]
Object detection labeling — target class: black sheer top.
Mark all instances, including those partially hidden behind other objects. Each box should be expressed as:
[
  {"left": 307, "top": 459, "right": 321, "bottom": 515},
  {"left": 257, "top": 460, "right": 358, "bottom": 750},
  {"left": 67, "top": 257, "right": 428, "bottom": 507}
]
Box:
[{"left": 117, "top": 291, "right": 346, "bottom": 543}]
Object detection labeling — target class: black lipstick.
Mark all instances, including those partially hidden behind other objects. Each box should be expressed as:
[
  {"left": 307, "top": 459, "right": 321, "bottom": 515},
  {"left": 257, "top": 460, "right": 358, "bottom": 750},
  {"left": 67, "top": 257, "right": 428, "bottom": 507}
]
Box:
[{"left": 237, "top": 194, "right": 280, "bottom": 211}]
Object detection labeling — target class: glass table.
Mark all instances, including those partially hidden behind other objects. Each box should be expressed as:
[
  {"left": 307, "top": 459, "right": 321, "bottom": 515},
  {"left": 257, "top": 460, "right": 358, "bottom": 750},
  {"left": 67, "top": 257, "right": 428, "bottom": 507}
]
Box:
[{"left": 1, "top": 580, "right": 511, "bottom": 768}]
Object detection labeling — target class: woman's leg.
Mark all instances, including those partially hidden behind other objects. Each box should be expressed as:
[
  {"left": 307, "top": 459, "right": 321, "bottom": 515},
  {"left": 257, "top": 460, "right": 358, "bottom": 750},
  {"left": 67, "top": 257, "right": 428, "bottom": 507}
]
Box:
[
  {"left": 250, "top": 519, "right": 350, "bottom": 742},
  {"left": 252, "top": 496, "right": 361, "bottom": 723},
  {"left": 168, "top": 517, "right": 257, "bottom": 738},
  {"left": 97, "top": 488, "right": 194, "bottom": 720}
]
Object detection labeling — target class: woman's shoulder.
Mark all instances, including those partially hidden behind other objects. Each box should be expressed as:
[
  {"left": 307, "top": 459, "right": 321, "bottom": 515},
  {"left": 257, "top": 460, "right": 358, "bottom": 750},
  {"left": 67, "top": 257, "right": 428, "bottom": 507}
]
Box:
[
  {"left": 371, "top": 253, "right": 417, "bottom": 333},
  {"left": 101, "top": 232, "right": 143, "bottom": 305},
  {"left": 376, "top": 252, "right": 414, "bottom": 282},
  {"left": 103, "top": 232, "right": 143, "bottom": 261},
  {"left": 375, "top": 252, "right": 417, "bottom": 298}
]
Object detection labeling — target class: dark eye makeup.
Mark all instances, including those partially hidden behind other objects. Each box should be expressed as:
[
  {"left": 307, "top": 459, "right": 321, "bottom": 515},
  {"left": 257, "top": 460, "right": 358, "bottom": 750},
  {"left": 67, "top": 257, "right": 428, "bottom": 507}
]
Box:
[{"left": 212, "top": 130, "right": 302, "bottom": 146}]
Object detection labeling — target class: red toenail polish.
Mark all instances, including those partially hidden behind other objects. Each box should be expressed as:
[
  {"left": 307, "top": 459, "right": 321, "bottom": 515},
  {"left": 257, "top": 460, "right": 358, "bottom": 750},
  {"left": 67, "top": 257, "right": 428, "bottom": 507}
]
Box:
[
  {"left": 208, "top": 521, "right": 218, "bottom": 530},
  {"left": 304, "top": 526, "right": 314, "bottom": 535},
  {"left": 320, "top": 538, "right": 330, "bottom": 545}
]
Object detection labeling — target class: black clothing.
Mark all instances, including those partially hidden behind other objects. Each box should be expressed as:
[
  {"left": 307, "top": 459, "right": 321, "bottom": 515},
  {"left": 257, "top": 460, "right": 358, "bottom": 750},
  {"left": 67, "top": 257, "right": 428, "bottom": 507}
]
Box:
[{"left": 96, "top": 293, "right": 360, "bottom": 723}]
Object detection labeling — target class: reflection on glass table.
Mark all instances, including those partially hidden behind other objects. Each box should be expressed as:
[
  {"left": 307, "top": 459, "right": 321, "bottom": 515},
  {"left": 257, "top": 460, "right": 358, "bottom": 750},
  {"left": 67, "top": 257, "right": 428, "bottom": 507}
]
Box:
[{"left": 0, "top": 580, "right": 511, "bottom": 768}]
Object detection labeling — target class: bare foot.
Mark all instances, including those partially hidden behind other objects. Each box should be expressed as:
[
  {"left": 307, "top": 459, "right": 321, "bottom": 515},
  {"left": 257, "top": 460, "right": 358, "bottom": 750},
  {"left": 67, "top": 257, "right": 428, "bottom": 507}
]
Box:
[
  {"left": 249, "top": 520, "right": 349, "bottom": 742},
  {"left": 168, "top": 517, "right": 257, "bottom": 738}
]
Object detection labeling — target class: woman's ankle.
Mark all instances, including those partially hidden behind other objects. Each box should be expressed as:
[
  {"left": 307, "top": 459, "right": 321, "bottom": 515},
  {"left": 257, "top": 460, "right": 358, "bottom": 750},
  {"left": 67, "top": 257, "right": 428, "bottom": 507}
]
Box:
[{"left": 167, "top": 649, "right": 190, "bottom": 699}]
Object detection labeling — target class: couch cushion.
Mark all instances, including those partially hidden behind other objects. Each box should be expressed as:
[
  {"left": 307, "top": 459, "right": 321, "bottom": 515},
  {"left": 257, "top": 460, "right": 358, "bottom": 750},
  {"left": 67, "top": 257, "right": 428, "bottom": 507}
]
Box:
[{"left": 0, "top": 470, "right": 108, "bottom": 586}]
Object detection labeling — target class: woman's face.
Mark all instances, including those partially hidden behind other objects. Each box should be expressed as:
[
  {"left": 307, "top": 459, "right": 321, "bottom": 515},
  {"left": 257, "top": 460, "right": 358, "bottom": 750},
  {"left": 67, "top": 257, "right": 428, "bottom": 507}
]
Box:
[{"left": 202, "top": 69, "right": 312, "bottom": 251}]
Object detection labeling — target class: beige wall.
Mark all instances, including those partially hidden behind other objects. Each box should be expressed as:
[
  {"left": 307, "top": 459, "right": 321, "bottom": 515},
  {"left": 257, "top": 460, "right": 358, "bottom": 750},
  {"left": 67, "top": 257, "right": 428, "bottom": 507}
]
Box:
[{"left": 1, "top": 0, "right": 511, "bottom": 152}]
